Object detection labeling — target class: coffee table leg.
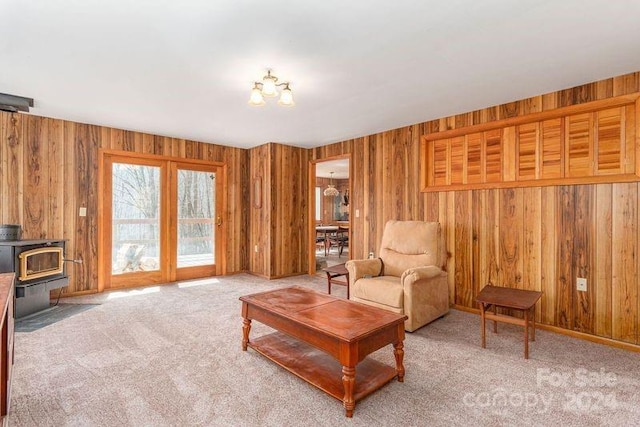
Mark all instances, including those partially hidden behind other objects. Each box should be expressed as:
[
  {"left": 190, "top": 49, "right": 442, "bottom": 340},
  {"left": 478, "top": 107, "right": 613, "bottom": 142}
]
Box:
[
  {"left": 480, "top": 303, "right": 486, "bottom": 349},
  {"left": 524, "top": 310, "right": 529, "bottom": 359},
  {"left": 242, "top": 318, "right": 251, "bottom": 351},
  {"left": 326, "top": 272, "right": 332, "bottom": 295},
  {"left": 342, "top": 366, "right": 356, "bottom": 417},
  {"left": 393, "top": 341, "right": 405, "bottom": 382}
]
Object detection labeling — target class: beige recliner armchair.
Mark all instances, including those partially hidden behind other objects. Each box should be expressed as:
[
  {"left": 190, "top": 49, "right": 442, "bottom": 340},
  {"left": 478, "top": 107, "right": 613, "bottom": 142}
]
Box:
[{"left": 345, "top": 220, "right": 449, "bottom": 332}]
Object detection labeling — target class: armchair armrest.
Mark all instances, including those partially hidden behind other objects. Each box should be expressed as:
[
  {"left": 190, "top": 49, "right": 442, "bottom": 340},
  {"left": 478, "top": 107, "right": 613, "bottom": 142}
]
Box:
[
  {"left": 401, "top": 265, "right": 449, "bottom": 331},
  {"left": 345, "top": 258, "right": 383, "bottom": 286},
  {"left": 401, "top": 265, "right": 445, "bottom": 284}
]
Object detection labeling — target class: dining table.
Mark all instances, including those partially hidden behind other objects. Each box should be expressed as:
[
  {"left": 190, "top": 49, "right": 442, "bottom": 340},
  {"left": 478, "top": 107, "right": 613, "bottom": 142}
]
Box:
[{"left": 315, "top": 225, "right": 339, "bottom": 256}]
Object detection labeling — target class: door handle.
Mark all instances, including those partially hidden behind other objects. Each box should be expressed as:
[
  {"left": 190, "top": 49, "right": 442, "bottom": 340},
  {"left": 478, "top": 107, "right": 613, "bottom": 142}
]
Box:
[{"left": 216, "top": 216, "right": 222, "bottom": 227}]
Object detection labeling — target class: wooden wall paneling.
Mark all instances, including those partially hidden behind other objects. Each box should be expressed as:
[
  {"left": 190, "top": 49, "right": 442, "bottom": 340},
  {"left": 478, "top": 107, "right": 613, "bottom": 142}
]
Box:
[
  {"left": 522, "top": 187, "right": 542, "bottom": 320},
  {"left": 445, "top": 191, "right": 455, "bottom": 303},
  {"left": 471, "top": 190, "right": 481, "bottom": 308},
  {"left": 611, "top": 183, "right": 638, "bottom": 343},
  {"left": 498, "top": 188, "right": 522, "bottom": 289},
  {"left": 381, "top": 132, "right": 394, "bottom": 223},
  {"left": 521, "top": 95, "right": 543, "bottom": 116},
  {"left": 595, "top": 184, "right": 613, "bottom": 338},
  {"left": 409, "top": 125, "right": 424, "bottom": 220},
  {"left": 350, "top": 138, "right": 364, "bottom": 260},
  {"left": 540, "top": 186, "right": 557, "bottom": 325},
  {"left": 23, "top": 115, "right": 48, "bottom": 238},
  {"left": 556, "top": 186, "right": 574, "bottom": 329},
  {"left": 308, "top": 71, "right": 640, "bottom": 349},
  {"left": 596, "top": 79, "right": 614, "bottom": 100},
  {"left": 1, "top": 113, "right": 23, "bottom": 225},
  {"left": 47, "top": 119, "right": 64, "bottom": 240},
  {"left": 454, "top": 191, "right": 471, "bottom": 306},
  {"left": 572, "top": 185, "right": 594, "bottom": 334},
  {"left": 77, "top": 124, "right": 100, "bottom": 292},
  {"left": 62, "top": 121, "right": 78, "bottom": 292},
  {"left": 613, "top": 72, "right": 639, "bottom": 96},
  {"left": 249, "top": 144, "right": 269, "bottom": 277},
  {"left": 372, "top": 134, "right": 384, "bottom": 254},
  {"left": 424, "top": 192, "right": 439, "bottom": 222}
]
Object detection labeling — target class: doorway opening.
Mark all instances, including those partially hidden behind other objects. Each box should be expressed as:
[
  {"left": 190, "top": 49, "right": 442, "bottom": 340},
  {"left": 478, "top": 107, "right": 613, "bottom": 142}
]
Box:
[{"left": 309, "top": 156, "right": 350, "bottom": 275}]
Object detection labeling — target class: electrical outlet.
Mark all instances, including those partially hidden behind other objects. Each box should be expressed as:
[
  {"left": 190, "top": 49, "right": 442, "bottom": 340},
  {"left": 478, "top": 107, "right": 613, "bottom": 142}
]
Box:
[
  {"left": 577, "top": 277, "right": 587, "bottom": 292},
  {"left": 79, "top": 207, "right": 87, "bottom": 217}
]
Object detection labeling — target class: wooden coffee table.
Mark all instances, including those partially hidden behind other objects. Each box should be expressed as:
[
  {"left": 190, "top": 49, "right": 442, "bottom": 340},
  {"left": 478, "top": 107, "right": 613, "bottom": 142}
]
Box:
[
  {"left": 240, "top": 286, "right": 407, "bottom": 417},
  {"left": 476, "top": 285, "right": 543, "bottom": 359}
]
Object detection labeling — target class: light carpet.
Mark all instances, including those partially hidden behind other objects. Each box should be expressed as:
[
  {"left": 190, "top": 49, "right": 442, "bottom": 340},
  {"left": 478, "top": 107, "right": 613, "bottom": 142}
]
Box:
[{"left": 8, "top": 273, "right": 640, "bottom": 426}]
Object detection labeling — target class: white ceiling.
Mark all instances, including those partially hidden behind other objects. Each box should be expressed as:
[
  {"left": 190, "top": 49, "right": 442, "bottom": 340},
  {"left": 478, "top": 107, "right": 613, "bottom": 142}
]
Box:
[
  {"left": 316, "top": 159, "right": 349, "bottom": 179},
  {"left": 2, "top": 1, "right": 640, "bottom": 149}
]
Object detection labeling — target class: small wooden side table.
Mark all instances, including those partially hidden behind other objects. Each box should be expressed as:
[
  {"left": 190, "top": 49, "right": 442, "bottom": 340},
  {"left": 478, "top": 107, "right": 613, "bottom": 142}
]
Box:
[
  {"left": 323, "top": 263, "right": 349, "bottom": 299},
  {"left": 475, "top": 285, "right": 543, "bottom": 359}
]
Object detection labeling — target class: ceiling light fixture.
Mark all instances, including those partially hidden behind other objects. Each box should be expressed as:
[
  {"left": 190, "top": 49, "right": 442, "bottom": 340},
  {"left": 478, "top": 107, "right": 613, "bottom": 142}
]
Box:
[
  {"left": 323, "top": 172, "right": 340, "bottom": 197},
  {"left": 248, "top": 70, "right": 295, "bottom": 107}
]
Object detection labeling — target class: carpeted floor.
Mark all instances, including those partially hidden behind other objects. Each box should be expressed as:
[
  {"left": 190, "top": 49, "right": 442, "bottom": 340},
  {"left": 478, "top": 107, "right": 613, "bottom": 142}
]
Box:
[
  {"left": 8, "top": 273, "right": 640, "bottom": 426},
  {"left": 15, "top": 304, "right": 99, "bottom": 332}
]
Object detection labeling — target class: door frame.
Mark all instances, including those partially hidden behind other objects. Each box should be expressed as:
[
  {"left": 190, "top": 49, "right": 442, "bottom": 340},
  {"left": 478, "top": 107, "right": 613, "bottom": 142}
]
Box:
[
  {"left": 97, "top": 149, "right": 227, "bottom": 292},
  {"left": 307, "top": 154, "right": 352, "bottom": 275}
]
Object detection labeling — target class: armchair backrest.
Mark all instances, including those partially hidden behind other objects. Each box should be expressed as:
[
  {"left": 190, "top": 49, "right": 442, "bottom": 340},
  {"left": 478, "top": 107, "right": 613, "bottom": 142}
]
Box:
[{"left": 378, "top": 220, "right": 446, "bottom": 277}]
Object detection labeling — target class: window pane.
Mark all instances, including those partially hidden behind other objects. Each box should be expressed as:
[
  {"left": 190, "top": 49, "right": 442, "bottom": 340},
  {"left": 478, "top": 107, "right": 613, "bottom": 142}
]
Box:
[
  {"left": 315, "top": 187, "right": 321, "bottom": 221},
  {"left": 177, "top": 170, "right": 215, "bottom": 267},
  {"left": 112, "top": 163, "right": 160, "bottom": 274}
]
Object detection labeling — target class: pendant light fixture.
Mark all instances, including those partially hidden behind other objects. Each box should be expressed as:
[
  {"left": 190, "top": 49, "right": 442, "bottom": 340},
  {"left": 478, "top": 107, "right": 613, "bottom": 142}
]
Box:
[
  {"left": 323, "top": 172, "right": 340, "bottom": 197},
  {"left": 248, "top": 69, "right": 295, "bottom": 107}
]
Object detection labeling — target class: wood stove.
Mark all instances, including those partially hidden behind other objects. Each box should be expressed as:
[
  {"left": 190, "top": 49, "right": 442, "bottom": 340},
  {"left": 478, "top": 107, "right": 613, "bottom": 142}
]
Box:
[{"left": 0, "top": 239, "right": 69, "bottom": 318}]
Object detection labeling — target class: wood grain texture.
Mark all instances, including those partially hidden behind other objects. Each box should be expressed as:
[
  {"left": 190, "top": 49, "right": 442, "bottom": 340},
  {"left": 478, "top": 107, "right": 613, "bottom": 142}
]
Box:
[
  {"left": 249, "top": 143, "right": 309, "bottom": 278},
  {"left": 0, "top": 112, "right": 248, "bottom": 295},
  {"left": 310, "top": 71, "right": 640, "bottom": 347}
]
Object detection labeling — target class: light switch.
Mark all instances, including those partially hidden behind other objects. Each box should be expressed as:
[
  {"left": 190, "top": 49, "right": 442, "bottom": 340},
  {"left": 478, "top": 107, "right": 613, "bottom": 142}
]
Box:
[
  {"left": 79, "top": 207, "right": 87, "bottom": 217},
  {"left": 355, "top": 209, "right": 360, "bottom": 218}
]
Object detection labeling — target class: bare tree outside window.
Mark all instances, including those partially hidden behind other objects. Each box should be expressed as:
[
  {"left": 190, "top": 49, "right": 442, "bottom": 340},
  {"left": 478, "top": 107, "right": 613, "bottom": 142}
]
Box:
[
  {"left": 112, "top": 163, "right": 160, "bottom": 274},
  {"left": 177, "top": 170, "right": 215, "bottom": 267}
]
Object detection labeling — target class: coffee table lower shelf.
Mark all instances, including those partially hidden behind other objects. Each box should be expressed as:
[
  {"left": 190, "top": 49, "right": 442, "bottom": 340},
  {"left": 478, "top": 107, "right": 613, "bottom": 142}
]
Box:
[{"left": 248, "top": 332, "right": 398, "bottom": 403}]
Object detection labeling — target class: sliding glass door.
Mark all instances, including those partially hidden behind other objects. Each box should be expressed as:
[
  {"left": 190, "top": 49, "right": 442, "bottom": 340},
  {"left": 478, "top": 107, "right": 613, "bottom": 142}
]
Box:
[
  {"left": 100, "top": 153, "right": 223, "bottom": 290},
  {"left": 172, "top": 163, "right": 219, "bottom": 281}
]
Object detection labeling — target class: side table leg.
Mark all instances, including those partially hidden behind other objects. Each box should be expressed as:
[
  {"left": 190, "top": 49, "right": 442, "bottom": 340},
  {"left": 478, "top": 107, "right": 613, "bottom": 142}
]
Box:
[
  {"left": 342, "top": 366, "right": 356, "bottom": 418},
  {"left": 326, "top": 272, "right": 332, "bottom": 295},
  {"left": 493, "top": 304, "right": 497, "bottom": 333},
  {"left": 242, "top": 318, "right": 251, "bottom": 351},
  {"left": 480, "top": 303, "right": 486, "bottom": 349},
  {"left": 393, "top": 341, "right": 405, "bottom": 382},
  {"left": 531, "top": 307, "right": 536, "bottom": 341},
  {"left": 524, "top": 310, "right": 529, "bottom": 359}
]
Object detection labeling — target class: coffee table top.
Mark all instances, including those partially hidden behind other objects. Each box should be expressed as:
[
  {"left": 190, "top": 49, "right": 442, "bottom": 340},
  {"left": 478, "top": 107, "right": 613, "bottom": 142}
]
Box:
[
  {"left": 240, "top": 286, "right": 406, "bottom": 342},
  {"left": 476, "top": 285, "right": 542, "bottom": 310}
]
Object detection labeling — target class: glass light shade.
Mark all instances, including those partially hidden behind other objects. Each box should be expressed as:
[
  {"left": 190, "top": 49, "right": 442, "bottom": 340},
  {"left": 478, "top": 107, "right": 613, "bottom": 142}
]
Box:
[
  {"left": 278, "top": 86, "right": 295, "bottom": 106},
  {"left": 261, "top": 77, "right": 277, "bottom": 97},
  {"left": 323, "top": 185, "right": 339, "bottom": 197},
  {"left": 248, "top": 87, "right": 265, "bottom": 106}
]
